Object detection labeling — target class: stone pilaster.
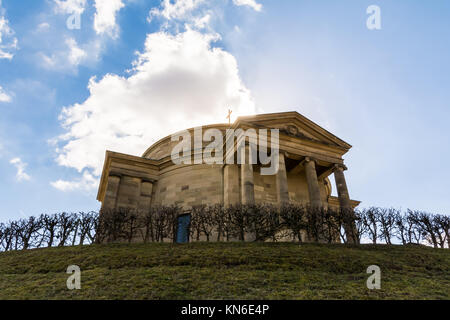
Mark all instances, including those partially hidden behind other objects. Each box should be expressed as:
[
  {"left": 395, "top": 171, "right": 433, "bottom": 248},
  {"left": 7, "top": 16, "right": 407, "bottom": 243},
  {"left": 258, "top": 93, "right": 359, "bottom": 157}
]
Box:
[
  {"left": 116, "top": 175, "right": 141, "bottom": 209},
  {"left": 275, "top": 153, "right": 289, "bottom": 205},
  {"left": 102, "top": 175, "right": 121, "bottom": 210},
  {"left": 304, "top": 157, "right": 322, "bottom": 208},
  {"left": 224, "top": 164, "right": 240, "bottom": 207},
  {"left": 138, "top": 181, "right": 153, "bottom": 213},
  {"left": 240, "top": 145, "right": 255, "bottom": 205},
  {"left": 334, "top": 164, "right": 358, "bottom": 244}
]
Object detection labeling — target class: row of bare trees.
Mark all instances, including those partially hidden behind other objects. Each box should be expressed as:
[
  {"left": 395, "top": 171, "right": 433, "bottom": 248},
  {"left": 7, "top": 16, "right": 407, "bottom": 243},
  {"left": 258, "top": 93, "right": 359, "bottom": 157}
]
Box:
[
  {"left": 0, "top": 205, "right": 448, "bottom": 251},
  {"left": 0, "top": 212, "right": 97, "bottom": 251},
  {"left": 355, "top": 208, "right": 450, "bottom": 248},
  {"left": 94, "top": 204, "right": 449, "bottom": 247},
  {"left": 96, "top": 204, "right": 350, "bottom": 244},
  {"left": 96, "top": 206, "right": 180, "bottom": 244}
]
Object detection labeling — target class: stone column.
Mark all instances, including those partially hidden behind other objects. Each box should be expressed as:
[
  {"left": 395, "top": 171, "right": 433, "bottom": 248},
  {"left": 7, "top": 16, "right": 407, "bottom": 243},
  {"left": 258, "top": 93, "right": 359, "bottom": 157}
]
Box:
[
  {"left": 304, "top": 157, "right": 322, "bottom": 208},
  {"left": 275, "top": 153, "right": 289, "bottom": 205},
  {"left": 102, "top": 175, "right": 121, "bottom": 210},
  {"left": 334, "top": 164, "right": 358, "bottom": 244},
  {"left": 138, "top": 181, "right": 153, "bottom": 213},
  {"left": 240, "top": 145, "right": 255, "bottom": 205},
  {"left": 224, "top": 164, "right": 240, "bottom": 207}
]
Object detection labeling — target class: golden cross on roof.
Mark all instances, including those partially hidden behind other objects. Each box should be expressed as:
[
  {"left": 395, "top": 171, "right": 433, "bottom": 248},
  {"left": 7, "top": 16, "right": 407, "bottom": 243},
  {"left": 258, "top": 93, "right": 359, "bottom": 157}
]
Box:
[{"left": 227, "top": 109, "right": 232, "bottom": 125}]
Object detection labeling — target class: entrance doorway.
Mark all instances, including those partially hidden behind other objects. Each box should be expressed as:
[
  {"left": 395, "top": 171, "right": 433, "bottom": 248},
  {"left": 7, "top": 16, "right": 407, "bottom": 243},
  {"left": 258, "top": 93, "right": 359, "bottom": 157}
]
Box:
[{"left": 176, "top": 214, "right": 191, "bottom": 243}]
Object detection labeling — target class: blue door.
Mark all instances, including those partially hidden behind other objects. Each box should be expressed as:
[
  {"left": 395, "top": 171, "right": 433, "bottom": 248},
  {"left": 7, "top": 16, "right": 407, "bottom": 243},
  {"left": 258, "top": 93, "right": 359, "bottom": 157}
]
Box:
[{"left": 176, "top": 214, "right": 191, "bottom": 243}]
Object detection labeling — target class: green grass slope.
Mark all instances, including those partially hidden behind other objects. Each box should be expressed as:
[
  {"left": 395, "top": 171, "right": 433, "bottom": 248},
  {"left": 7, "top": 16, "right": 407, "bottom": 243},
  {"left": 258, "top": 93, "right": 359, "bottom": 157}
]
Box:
[{"left": 0, "top": 243, "right": 448, "bottom": 300}]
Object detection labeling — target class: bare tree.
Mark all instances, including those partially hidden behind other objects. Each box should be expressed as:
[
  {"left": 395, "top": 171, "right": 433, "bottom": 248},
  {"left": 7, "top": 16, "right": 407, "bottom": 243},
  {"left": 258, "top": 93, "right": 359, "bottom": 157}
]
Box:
[
  {"left": 2, "top": 223, "right": 15, "bottom": 251},
  {"left": 138, "top": 209, "right": 155, "bottom": 243},
  {"left": 246, "top": 204, "right": 282, "bottom": 242},
  {"left": 260, "top": 204, "right": 283, "bottom": 241},
  {"left": 434, "top": 214, "right": 450, "bottom": 248},
  {"left": 377, "top": 208, "right": 398, "bottom": 245},
  {"left": 394, "top": 212, "right": 408, "bottom": 245},
  {"left": 212, "top": 204, "right": 226, "bottom": 241},
  {"left": 71, "top": 217, "right": 80, "bottom": 246},
  {"left": 0, "top": 223, "right": 4, "bottom": 251},
  {"left": 225, "top": 205, "right": 248, "bottom": 241},
  {"left": 353, "top": 209, "right": 367, "bottom": 244},
  {"left": 409, "top": 211, "right": 438, "bottom": 248},
  {"left": 122, "top": 209, "right": 140, "bottom": 243},
  {"left": 165, "top": 205, "right": 181, "bottom": 243},
  {"left": 405, "top": 210, "right": 422, "bottom": 244},
  {"left": 432, "top": 214, "right": 449, "bottom": 248},
  {"left": 78, "top": 212, "right": 97, "bottom": 245},
  {"left": 320, "top": 208, "right": 338, "bottom": 243},
  {"left": 208, "top": 204, "right": 225, "bottom": 242},
  {"left": 190, "top": 205, "right": 207, "bottom": 241},
  {"left": 221, "top": 206, "right": 236, "bottom": 241},
  {"left": 0, "top": 223, "right": 15, "bottom": 251},
  {"left": 361, "top": 207, "right": 379, "bottom": 244},
  {"left": 280, "top": 203, "right": 307, "bottom": 242},
  {"left": 40, "top": 214, "right": 59, "bottom": 247},
  {"left": 152, "top": 206, "right": 168, "bottom": 242},
  {"left": 305, "top": 205, "right": 326, "bottom": 242},
  {"left": 97, "top": 208, "right": 134, "bottom": 243},
  {"left": 14, "top": 217, "right": 42, "bottom": 250},
  {"left": 57, "top": 212, "right": 77, "bottom": 246},
  {"left": 198, "top": 205, "right": 223, "bottom": 242}
]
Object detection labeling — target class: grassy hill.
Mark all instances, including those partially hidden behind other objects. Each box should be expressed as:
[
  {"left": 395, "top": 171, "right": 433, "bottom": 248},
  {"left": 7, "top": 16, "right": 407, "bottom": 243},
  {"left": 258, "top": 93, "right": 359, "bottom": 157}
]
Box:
[{"left": 0, "top": 242, "right": 448, "bottom": 300}]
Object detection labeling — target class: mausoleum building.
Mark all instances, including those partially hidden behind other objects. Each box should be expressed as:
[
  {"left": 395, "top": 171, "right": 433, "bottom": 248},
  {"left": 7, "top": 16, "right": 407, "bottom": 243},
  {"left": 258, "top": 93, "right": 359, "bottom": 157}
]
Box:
[{"left": 97, "top": 112, "right": 360, "bottom": 218}]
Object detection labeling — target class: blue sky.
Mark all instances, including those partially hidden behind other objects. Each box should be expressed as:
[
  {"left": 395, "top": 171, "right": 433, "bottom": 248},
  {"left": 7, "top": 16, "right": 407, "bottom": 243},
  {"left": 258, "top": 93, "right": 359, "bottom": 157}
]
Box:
[{"left": 0, "top": 0, "right": 449, "bottom": 221}]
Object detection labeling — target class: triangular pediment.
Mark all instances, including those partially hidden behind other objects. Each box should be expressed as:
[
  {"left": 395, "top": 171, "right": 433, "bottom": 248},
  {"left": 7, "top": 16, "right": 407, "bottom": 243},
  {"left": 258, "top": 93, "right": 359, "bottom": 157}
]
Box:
[{"left": 233, "top": 111, "right": 351, "bottom": 150}]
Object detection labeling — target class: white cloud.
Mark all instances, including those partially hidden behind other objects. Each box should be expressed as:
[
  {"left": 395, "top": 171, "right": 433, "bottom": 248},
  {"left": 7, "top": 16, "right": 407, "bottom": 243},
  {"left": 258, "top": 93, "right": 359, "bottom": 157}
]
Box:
[
  {"left": 148, "top": 0, "right": 261, "bottom": 30},
  {"left": 51, "top": 170, "right": 98, "bottom": 191},
  {"left": 37, "top": 22, "right": 50, "bottom": 32},
  {"left": 149, "top": 0, "right": 205, "bottom": 22},
  {"left": 66, "top": 38, "right": 88, "bottom": 65},
  {"left": 53, "top": 28, "right": 256, "bottom": 190},
  {"left": 193, "top": 14, "right": 211, "bottom": 29},
  {"left": 53, "top": 0, "right": 87, "bottom": 15},
  {"left": 0, "top": 85, "right": 11, "bottom": 102},
  {"left": 51, "top": 0, "right": 263, "bottom": 190},
  {"left": 44, "top": 1, "right": 112, "bottom": 73},
  {"left": 40, "top": 37, "right": 96, "bottom": 72},
  {"left": 54, "top": 0, "right": 126, "bottom": 39},
  {"left": 232, "top": 0, "right": 262, "bottom": 12},
  {"left": 0, "top": 1, "right": 18, "bottom": 60},
  {"left": 93, "top": 0, "right": 125, "bottom": 38},
  {"left": 10, "top": 158, "right": 31, "bottom": 181}
]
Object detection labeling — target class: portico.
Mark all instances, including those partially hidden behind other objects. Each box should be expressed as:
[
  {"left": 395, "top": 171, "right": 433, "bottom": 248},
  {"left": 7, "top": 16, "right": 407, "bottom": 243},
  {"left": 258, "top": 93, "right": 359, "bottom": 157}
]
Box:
[{"left": 221, "top": 112, "right": 359, "bottom": 211}]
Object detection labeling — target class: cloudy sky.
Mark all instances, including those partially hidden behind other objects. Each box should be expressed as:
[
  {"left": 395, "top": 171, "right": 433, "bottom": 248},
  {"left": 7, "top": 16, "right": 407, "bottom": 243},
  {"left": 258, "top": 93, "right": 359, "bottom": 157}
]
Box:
[{"left": 1, "top": 0, "right": 449, "bottom": 220}]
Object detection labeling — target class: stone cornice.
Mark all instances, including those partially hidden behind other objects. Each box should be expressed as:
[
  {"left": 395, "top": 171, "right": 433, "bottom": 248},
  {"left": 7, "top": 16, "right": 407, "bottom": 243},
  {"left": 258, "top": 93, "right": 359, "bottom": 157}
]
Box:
[{"left": 96, "top": 151, "right": 160, "bottom": 202}]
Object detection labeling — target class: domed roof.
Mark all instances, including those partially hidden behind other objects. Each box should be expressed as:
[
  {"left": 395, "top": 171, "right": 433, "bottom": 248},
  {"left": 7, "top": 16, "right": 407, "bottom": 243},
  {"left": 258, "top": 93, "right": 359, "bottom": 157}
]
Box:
[{"left": 142, "top": 123, "right": 230, "bottom": 160}]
